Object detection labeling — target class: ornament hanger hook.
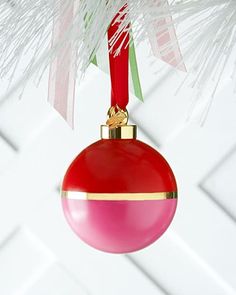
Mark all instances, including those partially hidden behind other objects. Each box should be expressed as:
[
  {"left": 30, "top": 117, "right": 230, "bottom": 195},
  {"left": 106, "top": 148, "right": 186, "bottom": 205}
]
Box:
[{"left": 106, "top": 104, "right": 129, "bottom": 129}]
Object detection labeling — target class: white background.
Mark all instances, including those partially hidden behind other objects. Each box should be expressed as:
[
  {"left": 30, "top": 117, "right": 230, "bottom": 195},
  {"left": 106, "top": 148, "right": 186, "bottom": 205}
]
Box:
[{"left": 0, "top": 42, "right": 236, "bottom": 295}]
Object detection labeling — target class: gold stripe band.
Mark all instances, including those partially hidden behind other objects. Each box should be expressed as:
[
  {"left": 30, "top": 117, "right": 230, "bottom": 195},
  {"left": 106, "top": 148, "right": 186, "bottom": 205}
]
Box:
[{"left": 61, "top": 191, "right": 177, "bottom": 201}]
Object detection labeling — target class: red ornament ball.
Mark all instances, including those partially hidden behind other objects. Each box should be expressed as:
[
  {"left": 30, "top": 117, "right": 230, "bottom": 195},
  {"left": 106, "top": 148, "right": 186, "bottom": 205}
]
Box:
[{"left": 61, "top": 126, "right": 177, "bottom": 253}]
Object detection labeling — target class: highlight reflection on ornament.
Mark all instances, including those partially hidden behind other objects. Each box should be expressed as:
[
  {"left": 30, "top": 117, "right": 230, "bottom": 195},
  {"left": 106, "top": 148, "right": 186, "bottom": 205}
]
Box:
[{"left": 61, "top": 110, "right": 178, "bottom": 254}]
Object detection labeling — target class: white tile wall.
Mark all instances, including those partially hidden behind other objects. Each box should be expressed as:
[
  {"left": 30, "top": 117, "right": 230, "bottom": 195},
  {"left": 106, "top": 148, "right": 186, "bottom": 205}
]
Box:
[
  {"left": 130, "top": 230, "right": 234, "bottom": 295},
  {"left": 0, "top": 42, "right": 235, "bottom": 295},
  {"left": 25, "top": 264, "right": 88, "bottom": 295},
  {"left": 0, "top": 228, "right": 55, "bottom": 295},
  {"left": 202, "top": 147, "right": 236, "bottom": 221},
  {"left": 0, "top": 136, "right": 15, "bottom": 173}
]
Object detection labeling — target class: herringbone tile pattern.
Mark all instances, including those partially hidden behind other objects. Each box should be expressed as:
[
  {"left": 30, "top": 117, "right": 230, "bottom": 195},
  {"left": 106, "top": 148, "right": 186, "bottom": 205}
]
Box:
[{"left": 0, "top": 46, "right": 235, "bottom": 295}]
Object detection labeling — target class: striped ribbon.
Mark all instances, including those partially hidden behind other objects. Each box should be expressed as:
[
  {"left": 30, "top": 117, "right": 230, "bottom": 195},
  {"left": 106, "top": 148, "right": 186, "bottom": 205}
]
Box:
[
  {"left": 48, "top": 1, "right": 185, "bottom": 127},
  {"left": 147, "top": 0, "right": 186, "bottom": 71},
  {"left": 48, "top": 2, "right": 77, "bottom": 128}
]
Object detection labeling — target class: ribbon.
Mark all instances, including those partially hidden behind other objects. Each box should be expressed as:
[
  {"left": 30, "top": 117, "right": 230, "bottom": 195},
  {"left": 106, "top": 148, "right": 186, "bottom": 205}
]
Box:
[
  {"left": 148, "top": 0, "right": 186, "bottom": 71},
  {"left": 48, "top": 2, "right": 77, "bottom": 128},
  {"left": 48, "top": 1, "right": 185, "bottom": 127},
  {"left": 108, "top": 6, "right": 129, "bottom": 110}
]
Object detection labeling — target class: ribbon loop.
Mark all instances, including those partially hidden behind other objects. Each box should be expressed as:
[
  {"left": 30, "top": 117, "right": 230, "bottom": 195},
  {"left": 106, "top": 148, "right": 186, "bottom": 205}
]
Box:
[{"left": 108, "top": 6, "right": 129, "bottom": 110}]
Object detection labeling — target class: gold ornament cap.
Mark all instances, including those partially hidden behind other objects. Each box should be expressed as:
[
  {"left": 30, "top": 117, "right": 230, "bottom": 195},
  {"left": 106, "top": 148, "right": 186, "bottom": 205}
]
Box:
[
  {"left": 101, "top": 105, "right": 137, "bottom": 139},
  {"left": 101, "top": 125, "right": 137, "bottom": 139}
]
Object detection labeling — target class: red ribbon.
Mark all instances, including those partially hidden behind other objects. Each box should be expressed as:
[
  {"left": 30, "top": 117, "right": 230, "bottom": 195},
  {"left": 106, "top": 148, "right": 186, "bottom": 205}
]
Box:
[{"left": 108, "top": 7, "right": 129, "bottom": 110}]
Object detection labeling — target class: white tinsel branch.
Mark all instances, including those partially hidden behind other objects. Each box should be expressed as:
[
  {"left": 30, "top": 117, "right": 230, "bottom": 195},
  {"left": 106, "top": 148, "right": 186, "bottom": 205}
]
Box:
[
  {"left": 168, "top": 0, "right": 236, "bottom": 121},
  {"left": 0, "top": 0, "right": 175, "bottom": 87},
  {"left": 1, "top": 0, "right": 234, "bottom": 122}
]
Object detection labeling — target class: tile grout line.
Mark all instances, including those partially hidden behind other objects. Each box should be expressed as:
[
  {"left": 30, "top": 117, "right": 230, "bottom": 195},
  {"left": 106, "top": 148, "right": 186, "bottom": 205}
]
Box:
[
  {"left": 199, "top": 185, "right": 236, "bottom": 224},
  {"left": 0, "top": 130, "right": 18, "bottom": 151},
  {"left": 125, "top": 254, "right": 172, "bottom": 295}
]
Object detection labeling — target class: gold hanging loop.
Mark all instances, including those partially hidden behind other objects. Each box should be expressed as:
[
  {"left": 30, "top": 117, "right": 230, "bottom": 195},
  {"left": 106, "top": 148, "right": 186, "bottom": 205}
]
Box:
[{"left": 106, "top": 105, "right": 129, "bottom": 129}]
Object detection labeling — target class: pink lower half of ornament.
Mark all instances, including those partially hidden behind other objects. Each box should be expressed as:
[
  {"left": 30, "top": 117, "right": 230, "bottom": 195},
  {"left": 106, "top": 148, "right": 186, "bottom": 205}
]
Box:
[{"left": 62, "top": 198, "right": 177, "bottom": 253}]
